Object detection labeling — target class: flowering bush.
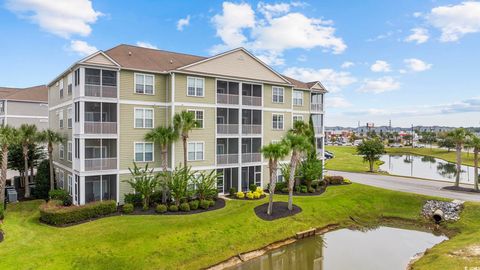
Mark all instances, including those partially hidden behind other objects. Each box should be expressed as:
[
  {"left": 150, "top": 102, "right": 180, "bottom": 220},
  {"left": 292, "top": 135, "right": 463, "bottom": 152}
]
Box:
[
  {"left": 255, "top": 187, "right": 264, "bottom": 196},
  {"left": 253, "top": 191, "right": 261, "bottom": 199},
  {"left": 246, "top": 191, "right": 254, "bottom": 199},
  {"left": 236, "top": 191, "right": 245, "bottom": 199}
]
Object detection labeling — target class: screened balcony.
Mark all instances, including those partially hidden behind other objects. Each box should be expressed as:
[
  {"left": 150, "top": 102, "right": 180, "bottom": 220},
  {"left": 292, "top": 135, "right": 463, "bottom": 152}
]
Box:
[
  {"left": 217, "top": 80, "right": 239, "bottom": 105},
  {"left": 241, "top": 138, "right": 261, "bottom": 163},
  {"left": 311, "top": 93, "right": 324, "bottom": 112},
  {"left": 312, "top": 114, "right": 323, "bottom": 135},
  {"left": 216, "top": 167, "right": 238, "bottom": 194},
  {"left": 217, "top": 108, "right": 239, "bottom": 134},
  {"left": 217, "top": 138, "right": 239, "bottom": 165},
  {"left": 85, "top": 174, "right": 117, "bottom": 203},
  {"left": 84, "top": 102, "right": 117, "bottom": 134},
  {"left": 242, "top": 109, "right": 262, "bottom": 135},
  {"left": 242, "top": 83, "right": 262, "bottom": 106},
  {"left": 84, "top": 139, "right": 117, "bottom": 171},
  {"left": 84, "top": 68, "right": 117, "bottom": 98},
  {"left": 241, "top": 166, "right": 261, "bottom": 192}
]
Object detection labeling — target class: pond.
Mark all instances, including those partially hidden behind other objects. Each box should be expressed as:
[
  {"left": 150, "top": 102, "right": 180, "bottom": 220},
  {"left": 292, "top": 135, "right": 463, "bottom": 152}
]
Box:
[
  {"left": 379, "top": 154, "right": 476, "bottom": 184},
  {"left": 229, "top": 226, "right": 447, "bottom": 270}
]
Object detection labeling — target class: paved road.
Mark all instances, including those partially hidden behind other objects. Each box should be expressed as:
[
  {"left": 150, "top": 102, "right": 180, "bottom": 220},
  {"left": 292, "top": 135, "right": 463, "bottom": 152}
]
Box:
[{"left": 329, "top": 170, "right": 480, "bottom": 202}]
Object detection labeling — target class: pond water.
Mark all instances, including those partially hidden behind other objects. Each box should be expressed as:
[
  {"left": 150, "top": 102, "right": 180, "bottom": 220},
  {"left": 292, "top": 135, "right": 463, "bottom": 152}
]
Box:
[
  {"left": 229, "top": 226, "right": 447, "bottom": 270},
  {"left": 379, "top": 154, "right": 476, "bottom": 184}
]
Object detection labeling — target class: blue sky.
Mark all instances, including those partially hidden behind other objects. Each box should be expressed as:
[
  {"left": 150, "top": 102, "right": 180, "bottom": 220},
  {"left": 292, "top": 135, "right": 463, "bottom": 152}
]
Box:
[{"left": 1, "top": 0, "right": 479, "bottom": 127}]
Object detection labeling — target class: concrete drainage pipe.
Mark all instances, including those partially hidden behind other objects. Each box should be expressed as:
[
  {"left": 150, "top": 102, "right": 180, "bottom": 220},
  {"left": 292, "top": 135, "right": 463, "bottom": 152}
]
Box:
[{"left": 433, "top": 209, "right": 444, "bottom": 223}]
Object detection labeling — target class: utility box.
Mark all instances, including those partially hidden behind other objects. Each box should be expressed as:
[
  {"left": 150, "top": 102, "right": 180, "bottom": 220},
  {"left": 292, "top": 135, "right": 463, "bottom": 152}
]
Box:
[{"left": 6, "top": 187, "right": 18, "bottom": 203}]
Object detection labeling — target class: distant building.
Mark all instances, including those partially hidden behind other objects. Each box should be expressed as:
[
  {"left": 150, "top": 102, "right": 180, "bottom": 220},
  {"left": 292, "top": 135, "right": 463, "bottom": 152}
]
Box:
[{"left": 0, "top": 85, "right": 48, "bottom": 129}]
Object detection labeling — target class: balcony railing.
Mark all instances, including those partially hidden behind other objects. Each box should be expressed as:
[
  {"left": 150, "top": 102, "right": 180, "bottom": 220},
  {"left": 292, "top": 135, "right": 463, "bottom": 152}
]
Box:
[
  {"left": 217, "top": 154, "right": 239, "bottom": 165},
  {"left": 311, "top": 103, "right": 323, "bottom": 112},
  {"left": 242, "top": 153, "right": 261, "bottom": 163},
  {"left": 85, "top": 84, "right": 117, "bottom": 98},
  {"left": 84, "top": 158, "right": 117, "bottom": 171},
  {"left": 242, "top": 124, "right": 262, "bottom": 135},
  {"left": 84, "top": 121, "right": 117, "bottom": 134},
  {"left": 217, "top": 93, "right": 239, "bottom": 105},
  {"left": 242, "top": 96, "right": 262, "bottom": 106},
  {"left": 217, "top": 124, "right": 239, "bottom": 134},
  {"left": 314, "top": 126, "right": 323, "bottom": 135}
]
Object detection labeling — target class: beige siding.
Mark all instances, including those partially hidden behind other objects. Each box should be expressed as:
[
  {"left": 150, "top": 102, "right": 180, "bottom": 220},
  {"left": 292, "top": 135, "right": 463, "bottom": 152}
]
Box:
[
  {"left": 263, "top": 84, "right": 293, "bottom": 108},
  {"left": 6, "top": 100, "right": 48, "bottom": 116},
  {"left": 50, "top": 106, "right": 73, "bottom": 168},
  {"left": 174, "top": 74, "right": 215, "bottom": 104},
  {"left": 292, "top": 89, "right": 310, "bottom": 111},
  {"left": 119, "top": 70, "right": 168, "bottom": 102},
  {"left": 263, "top": 111, "right": 290, "bottom": 161},
  {"left": 6, "top": 117, "right": 48, "bottom": 130},
  {"left": 85, "top": 53, "right": 117, "bottom": 66},
  {"left": 48, "top": 75, "right": 72, "bottom": 107}
]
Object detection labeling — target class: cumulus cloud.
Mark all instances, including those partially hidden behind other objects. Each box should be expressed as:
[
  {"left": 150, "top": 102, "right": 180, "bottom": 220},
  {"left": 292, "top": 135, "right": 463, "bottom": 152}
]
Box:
[
  {"left": 427, "top": 1, "right": 480, "bottom": 42},
  {"left": 357, "top": 77, "right": 400, "bottom": 94},
  {"left": 404, "top": 58, "right": 432, "bottom": 72},
  {"left": 370, "top": 60, "right": 391, "bottom": 72},
  {"left": 6, "top": 0, "right": 102, "bottom": 38},
  {"left": 327, "top": 96, "right": 352, "bottom": 108},
  {"left": 341, "top": 61, "right": 354, "bottom": 68},
  {"left": 211, "top": 2, "right": 346, "bottom": 65},
  {"left": 177, "top": 15, "right": 190, "bottom": 31},
  {"left": 136, "top": 41, "right": 158, "bottom": 49},
  {"left": 69, "top": 40, "right": 97, "bottom": 56},
  {"left": 283, "top": 67, "right": 357, "bottom": 93},
  {"left": 405, "top": 28, "right": 429, "bottom": 44}
]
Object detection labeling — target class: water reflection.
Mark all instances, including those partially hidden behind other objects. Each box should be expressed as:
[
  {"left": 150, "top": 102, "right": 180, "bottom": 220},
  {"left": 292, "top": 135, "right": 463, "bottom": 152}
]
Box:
[{"left": 380, "top": 154, "right": 475, "bottom": 184}]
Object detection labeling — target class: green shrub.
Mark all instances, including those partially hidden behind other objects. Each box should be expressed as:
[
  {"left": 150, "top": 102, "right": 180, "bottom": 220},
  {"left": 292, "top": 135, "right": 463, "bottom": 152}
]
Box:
[
  {"left": 281, "top": 187, "right": 289, "bottom": 193},
  {"left": 48, "top": 189, "right": 72, "bottom": 206},
  {"left": 207, "top": 200, "right": 215, "bottom": 207},
  {"left": 0, "top": 203, "right": 4, "bottom": 220},
  {"left": 249, "top": 184, "right": 257, "bottom": 192},
  {"left": 179, "top": 202, "right": 190, "bottom": 212},
  {"left": 229, "top": 187, "right": 237, "bottom": 197},
  {"left": 308, "top": 187, "right": 315, "bottom": 193},
  {"left": 150, "top": 191, "right": 163, "bottom": 205},
  {"left": 199, "top": 200, "right": 210, "bottom": 210},
  {"left": 235, "top": 191, "right": 245, "bottom": 199},
  {"left": 275, "top": 182, "right": 287, "bottom": 192},
  {"left": 189, "top": 200, "right": 199, "bottom": 210},
  {"left": 32, "top": 159, "right": 50, "bottom": 200},
  {"left": 122, "top": 203, "right": 134, "bottom": 214},
  {"left": 300, "top": 185, "right": 308, "bottom": 193},
  {"left": 295, "top": 186, "right": 301, "bottom": 193},
  {"left": 168, "top": 205, "right": 178, "bottom": 212},
  {"left": 124, "top": 193, "right": 143, "bottom": 207},
  {"left": 142, "top": 204, "right": 149, "bottom": 211},
  {"left": 324, "top": 176, "right": 344, "bottom": 185},
  {"left": 39, "top": 200, "right": 117, "bottom": 226},
  {"left": 156, "top": 204, "right": 167, "bottom": 213}
]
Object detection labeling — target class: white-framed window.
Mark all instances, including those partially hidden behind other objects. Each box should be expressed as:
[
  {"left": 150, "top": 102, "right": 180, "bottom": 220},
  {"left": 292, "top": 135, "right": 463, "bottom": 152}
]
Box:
[
  {"left": 67, "top": 72, "right": 73, "bottom": 95},
  {"left": 59, "top": 144, "right": 64, "bottom": 159},
  {"left": 135, "top": 142, "right": 154, "bottom": 162},
  {"left": 67, "top": 174, "right": 73, "bottom": 195},
  {"left": 272, "top": 86, "right": 284, "bottom": 103},
  {"left": 67, "top": 141, "right": 72, "bottom": 162},
  {"left": 58, "top": 109, "right": 64, "bottom": 129},
  {"left": 188, "top": 110, "right": 204, "bottom": 128},
  {"left": 187, "top": 77, "right": 204, "bottom": 97},
  {"left": 293, "top": 90, "right": 303, "bottom": 106},
  {"left": 272, "top": 114, "right": 284, "bottom": 130},
  {"left": 135, "top": 73, "right": 155, "bottom": 94},
  {"left": 293, "top": 115, "right": 304, "bottom": 123},
  {"left": 58, "top": 170, "right": 64, "bottom": 189},
  {"left": 134, "top": 108, "right": 154, "bottom": 128},
  {"left": 187, "top": 142, "right": 204, "bottom": 161},
  {"left": 67, "top": 107, "right": 72, "bottom": 129},
  {"left": 59, "top": 80, "right": 64, "bottom": 98}
]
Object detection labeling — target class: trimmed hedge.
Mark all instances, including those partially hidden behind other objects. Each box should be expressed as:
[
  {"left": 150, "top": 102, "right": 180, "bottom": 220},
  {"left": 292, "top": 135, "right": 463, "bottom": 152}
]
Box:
[
  {"left": 324, "top": 175, "right": 344, "bottom": 185},
  {"left": 39, "top": 200, "right": 117, "bottom": 226}
]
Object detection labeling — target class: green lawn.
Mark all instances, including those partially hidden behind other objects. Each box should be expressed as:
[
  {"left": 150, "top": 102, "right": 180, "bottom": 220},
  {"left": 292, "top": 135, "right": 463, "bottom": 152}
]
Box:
[
  {"left": 1, "top": 184, "right": 479, "bottom": 269},
  {"left": 386, "top": 147, "right": 475, "bottom": 167},
  {"left": 325, "top": 146, "right": 381, "bottom": 173}
]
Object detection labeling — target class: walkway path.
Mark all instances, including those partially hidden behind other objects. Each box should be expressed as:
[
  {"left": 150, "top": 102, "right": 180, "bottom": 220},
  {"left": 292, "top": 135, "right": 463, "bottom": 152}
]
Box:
[{"left": 329, "top": 170, "right": 480, "bottom": 202}]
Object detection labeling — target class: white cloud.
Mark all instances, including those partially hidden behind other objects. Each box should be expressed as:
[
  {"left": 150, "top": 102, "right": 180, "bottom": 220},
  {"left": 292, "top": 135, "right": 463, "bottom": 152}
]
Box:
[
  {"left": 69, "top": 40, "right": 97, "bottom": 56},
  {"left": 6, "top": 0, "right": 102, "bottom": 38},
  {"left": 357, "top": 76, "right": 400, "bottom": 94},
  {"left": 283, "top": 67, "right": 357, "bottom": 93},
  {"left": 136, "top": 41, "right": 158, "bottom": 49},
  {"left": 405, "top": 28, "right": 429, "bottom": 44},
  {"left": 404, "top": 58, "right": 432, "bottom": 72},
  {"left": 341, "top": 61, "right": 354, "bottom": 68},
  {"left": 327, "top": 96, "right": 351, "bottom": 108},
  {"left": 177, "top": 15, "right": 190, "bottom": 31},
  {"left": 370, "top": 60, "right": 391, "bottom": 72},
  {"left": 427, "top": 1, "right": 480, "bottom": 42},
  {"left": 413, "top": 12, "right": 423, "bottom": 18},
  {"left": 366, "top": 31, "right": 393, "bottom": 42},
  {"left": 257, "top": 2, "right": 290, "bottom": 19}
]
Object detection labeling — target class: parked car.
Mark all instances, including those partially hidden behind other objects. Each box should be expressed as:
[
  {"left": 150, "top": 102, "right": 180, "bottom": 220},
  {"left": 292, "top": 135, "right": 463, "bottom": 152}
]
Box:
[
  {"left": 389, "top": 143, "right": 403, "bottom": 148},
  {"left": 324, "top": 150, "right": 334, "bottom": 159}
]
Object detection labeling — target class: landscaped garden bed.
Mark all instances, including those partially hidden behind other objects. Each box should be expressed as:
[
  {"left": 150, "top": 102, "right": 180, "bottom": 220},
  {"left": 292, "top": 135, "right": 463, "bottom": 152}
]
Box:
[
  {"left": 121, "top": 197, "right": 225, "bottom": 216},
  {"left": 227, "top": 186, "right": 267, "bottom": 200},
  {"left": 254, "top": 202, "right": 302, "bottom": 221}
]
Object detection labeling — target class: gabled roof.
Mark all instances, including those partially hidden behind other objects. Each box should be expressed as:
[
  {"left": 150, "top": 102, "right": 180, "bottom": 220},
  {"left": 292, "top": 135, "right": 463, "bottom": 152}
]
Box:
[
  {"left": 281, "top": 75, "right": 327, "bottom": 92},
  {"left": 0, "top": 85, "right": 47, "bottom": 103}
]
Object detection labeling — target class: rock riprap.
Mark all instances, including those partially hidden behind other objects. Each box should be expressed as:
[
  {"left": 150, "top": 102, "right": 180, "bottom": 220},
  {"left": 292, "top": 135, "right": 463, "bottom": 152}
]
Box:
[{"left": 422, "top": 199, "right": 464, "bottom": 221}]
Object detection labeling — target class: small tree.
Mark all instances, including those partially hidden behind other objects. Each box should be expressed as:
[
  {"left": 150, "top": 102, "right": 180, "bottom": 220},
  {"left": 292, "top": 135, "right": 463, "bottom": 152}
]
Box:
[
  {"left": 357, "top": 139, "right": 385, "bottom": 172},
  {"left": 124, "top": 162, "right": 159, "bottom": 210},
  {"left": 438, "top": 137, "right": 456, "bottom": 152},
  {"left": 466, "top": 135, "right": 480, "bottom": 191},
  {"left": 37, "top": 129, "right": 64, "bottom": 191},
  {"left": 195, "top": 170, "right": 219, "bottom": 200},
  {"left": 168, "top": 166, "right": 195, "bottom": 206},
  {"left": 447, "top": 128, "right": 472, "bottom": 187},
  {"left": 261, "top": 142, "right": 289, "bottom": 216},
  {"left": 33, "top": 159, "right": 51, "bottom": 200},
  {"left": 298, "top": 156, "right": 323, "bottom": 189}
]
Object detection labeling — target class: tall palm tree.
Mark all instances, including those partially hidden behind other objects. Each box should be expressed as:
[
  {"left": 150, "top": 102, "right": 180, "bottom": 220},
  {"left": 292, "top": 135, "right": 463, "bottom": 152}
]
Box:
[
  {"left": 38, "top": 129, "right": 64, "bottom": 191},
  {"left": 466, "top": 134, "right": 480, "bottom": 191},
  {"left": 447, "top": 128, "right": 472, "bottom": 187},
  {"left": 0, "top": 125, "right": 17, "bottom": 206},
  {"left": 261, "top": 142, "right": 289, "bottom": 216},
  {"left": 18, "top": 124, "right": 38, "bottom": 198},
  {"left": 173, "top": 111, "right": 196, "bottom": 168}
]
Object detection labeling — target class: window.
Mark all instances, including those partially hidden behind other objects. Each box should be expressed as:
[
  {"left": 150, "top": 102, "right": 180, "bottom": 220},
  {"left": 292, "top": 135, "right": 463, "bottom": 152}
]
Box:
[
  {"left": 272, "top": 87, "right": 284, "bottom": 103},
  {"left": 74, "top": 69, "right": 80, "bottom": 86},
  {"left": 187, "top": 142, "right": 204, "bottom": 161},
  {"left": 67, "top": 141, "right": 72, "bottom": 161},
  {"left": 67, "top": 107, "right": 72, "bottom": 128},
  {"left": 74, "top": 102, "right": 80, "bottom": 122},
  {"left": 272, "top": 114, "right": 284, "bottom": 130},
  {"left": 188, "top": 110, "right": 204, "bottom": 128},
  {"left": 85, "top": 68, "right": 100, "bottom": 85},
  {"left": 68, "top": 175, "right": 73, "bottom": 195},
  {"left": 293, "top": 91, "right": 303, "bottom": 106},
  {"left": 135, "top": 73, "right": 154, "bottom": 94},
  {"left": 293, "top": 115, "right": 304, "bottom": 123},
  {"left": 58, "top": 110, "right": 64, "bottom": 128},
  {"left": 135, "top": 142, "right": 153, "bottom": 162},
  {"left": 75, "top": 138, "right": 80, "bottom": 159},
  {"left": 58, "top": 170, "right": 64, "bottom": 189},
  {"left": 0, "top": 101, "right": 4, "bottom": 113},
  {"left": 59, "top": 144, "right": 64, "bottom": 159},
  {"left": 277, "top": 168, "right": 284, "bottom": 182},
  {"left": 59, "top": 80, "right": 64, "bottom": 98},
  {"left": 67, "top": 73, "right": 73, "bottom": 95},
  {"left": 134, "top": 108, "right": 154, "bottom": 128},
  {"left": 187, "top": 77, "right": 204, "bottom": 97}
]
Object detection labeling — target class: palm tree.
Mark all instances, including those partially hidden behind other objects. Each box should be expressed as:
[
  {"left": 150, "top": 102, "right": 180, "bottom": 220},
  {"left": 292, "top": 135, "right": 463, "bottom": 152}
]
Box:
[
  {"left": 447, "top": 128, "right": 472, "bottom": 187},
  {"left": 37, "top": 129, "right": 64, "bottom": 191},
  {"left": 261, "top": 142, "right": 289, "bottom": 215},
  {"left": 0, "top": 125, "right": 17, "bottom": 206},
  {"left": 466, "top": 134, "right": 480, "bottom": 191},
  {"left": 18, "top": 124, "right": 38, "bottom": 198},
  {"left": 173, "top": 111, "right": 196, "bottom": 168}
]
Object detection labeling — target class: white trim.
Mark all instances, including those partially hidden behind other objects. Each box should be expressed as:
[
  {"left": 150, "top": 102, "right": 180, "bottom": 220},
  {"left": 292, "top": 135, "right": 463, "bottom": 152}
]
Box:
[
  {"left": 272, "top": 113, "right": 285, "bottom": 130},
  {"left": 119, "top": 100, "right": 169, "bottom": 106},
  {"left": 186, "top": 76, "right": 205, "bottom": 97},
  {"left": 133, "top": 107, "right": 154, "bottom": 129},
  {"left": 134, "top": 141, "right": 154, "bottom": 162},
  {"left": 134, "top": 72, "right": 155, "bottom": 95},
  {"left": 292, "top": 114, "right": 304, "bottom": 123},
  {"left": 187, "top": 141, "right": 205, "bottom": 161},
  {"left": 49, "top": 100, "right": 74, "bottom": 111},
  {"left": 3, "top": 115, "right": 48, "bottom": 119}
]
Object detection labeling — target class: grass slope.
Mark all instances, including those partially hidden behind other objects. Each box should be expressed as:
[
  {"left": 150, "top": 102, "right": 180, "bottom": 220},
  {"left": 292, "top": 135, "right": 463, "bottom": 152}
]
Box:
[
  {"left": 0, "top": 184, "right": 479, "bottom": 269},
  {"left": 325, "top": 146, "right": 381, "bottom": 173}
]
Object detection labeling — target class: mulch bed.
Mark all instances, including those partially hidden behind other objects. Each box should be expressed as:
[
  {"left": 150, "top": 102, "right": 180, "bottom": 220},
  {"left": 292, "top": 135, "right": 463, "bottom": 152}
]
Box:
[
  {"left": 442, "top": 186, "right": 480, "bottom": 194},
  {"left": 274, "top": 188, "right": 326, "bottom": 196},
  {"left": 254, "top": 202, "right": 302, "bottom": 221}
]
